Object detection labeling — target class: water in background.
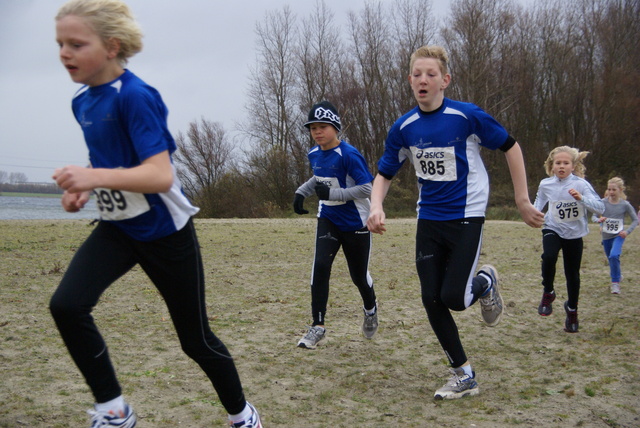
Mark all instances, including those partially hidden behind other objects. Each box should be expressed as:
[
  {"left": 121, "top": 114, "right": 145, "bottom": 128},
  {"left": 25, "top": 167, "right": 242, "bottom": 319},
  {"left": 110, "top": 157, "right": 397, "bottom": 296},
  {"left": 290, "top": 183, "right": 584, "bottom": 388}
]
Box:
[{"left": 0, "top": 196, "right": 99, "bottom": 220}]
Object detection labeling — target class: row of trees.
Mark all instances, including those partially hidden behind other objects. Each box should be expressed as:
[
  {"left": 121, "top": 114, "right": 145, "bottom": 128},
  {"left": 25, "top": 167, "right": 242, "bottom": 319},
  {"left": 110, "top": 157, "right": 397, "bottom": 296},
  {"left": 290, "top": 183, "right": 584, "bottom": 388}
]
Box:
[
  {"left": 0, "top": 171, "right": 29, "bottom": 185},
  {"left": 176, "top": 0, "right": 640, "bottom": 218}
]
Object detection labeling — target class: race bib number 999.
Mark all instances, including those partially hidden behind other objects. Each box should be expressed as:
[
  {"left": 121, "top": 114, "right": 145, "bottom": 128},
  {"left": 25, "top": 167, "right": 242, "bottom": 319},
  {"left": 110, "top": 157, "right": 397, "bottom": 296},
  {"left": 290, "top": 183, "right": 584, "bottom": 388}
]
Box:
[
  {"left": 410, "top": 146, "right": 457, "bottom": 181},
  {"left": 551, "top": 200, "right": 585, "bottom": 223},
  {"left": 93, "top": 188, "right": 151, "bottom": 221}
]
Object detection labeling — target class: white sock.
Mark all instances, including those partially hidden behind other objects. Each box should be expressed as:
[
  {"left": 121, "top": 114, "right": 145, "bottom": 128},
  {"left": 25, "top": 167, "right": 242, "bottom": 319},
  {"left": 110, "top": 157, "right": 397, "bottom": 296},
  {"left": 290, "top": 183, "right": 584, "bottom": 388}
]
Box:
[
  {"left": 364, "top": 306, "right": 376, "bottom": 316},
  {"left": 95, "top": 395, "right": 125, "bottom": 415},
  {"left": 460, "top": 364, "right": 473, "bottom": 378},
  {"left": 229, "top": 403, "right": 252, "bottom": 423}
]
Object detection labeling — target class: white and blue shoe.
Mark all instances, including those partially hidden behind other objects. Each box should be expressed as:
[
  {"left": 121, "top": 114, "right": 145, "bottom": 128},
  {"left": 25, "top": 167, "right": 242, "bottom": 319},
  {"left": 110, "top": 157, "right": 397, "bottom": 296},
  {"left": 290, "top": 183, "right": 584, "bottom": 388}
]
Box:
[
  {"left": 88, "top": 403, "right": 137, "bottom": 428},
  {"left": 230, "top": 402, "right": 262, "bottom": 428},
  {"left": 434, "top": 367, "right": 479, "bottom": 400},
  {"left": 478, "top": 264, "right": 503, "bottom": 327}
]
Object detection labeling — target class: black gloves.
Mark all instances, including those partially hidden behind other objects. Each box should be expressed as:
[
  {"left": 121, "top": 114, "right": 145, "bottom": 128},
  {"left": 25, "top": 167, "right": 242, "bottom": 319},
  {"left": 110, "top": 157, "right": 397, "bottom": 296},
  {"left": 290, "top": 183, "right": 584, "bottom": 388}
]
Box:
[
  {"left": 293, "top": 193, "right": 309, "bottom": 215},
  {"left": 294, "top": 181, "right": 331, "bottom": 214},
  {"left": 315, "top": 181, "right": 330, "bottom": 200}
]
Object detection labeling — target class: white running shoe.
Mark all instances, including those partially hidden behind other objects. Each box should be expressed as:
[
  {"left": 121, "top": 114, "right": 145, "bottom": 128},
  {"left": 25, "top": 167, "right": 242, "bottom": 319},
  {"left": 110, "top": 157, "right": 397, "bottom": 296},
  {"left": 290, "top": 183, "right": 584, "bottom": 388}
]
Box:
[
  {"left": 434, "top": 367, "right": 479, "bottom": 400},
  {"left": 478, "top": 264, "right": 503, "bottom": 327},
  {"left": 362, "top": 304, "right": 378, "bottom": 339},
  {"left": 88, "top": 404, "right": 137, "bottom": 428},
  {"left": 229, "top": 402, "right": 262, "bottom": 428},
  {"left": 297, "top": 326, "right": 325, "bottom": 349}
]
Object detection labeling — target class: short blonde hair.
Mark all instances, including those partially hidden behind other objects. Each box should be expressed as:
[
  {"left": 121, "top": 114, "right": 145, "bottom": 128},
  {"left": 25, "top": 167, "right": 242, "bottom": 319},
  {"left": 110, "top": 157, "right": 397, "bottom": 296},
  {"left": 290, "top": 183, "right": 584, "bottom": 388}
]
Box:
[
  {"left": 409, "top": 45, "right": 449, "bottom": 76},
  {"left": 607, "top": 176, "right": 628, "bottom": 200},
  {"left": 544, "top": 146, "right": 590, "bottom": 178},
  {"left": 56, "top": 0, "right": 143, "bottom": 66}
]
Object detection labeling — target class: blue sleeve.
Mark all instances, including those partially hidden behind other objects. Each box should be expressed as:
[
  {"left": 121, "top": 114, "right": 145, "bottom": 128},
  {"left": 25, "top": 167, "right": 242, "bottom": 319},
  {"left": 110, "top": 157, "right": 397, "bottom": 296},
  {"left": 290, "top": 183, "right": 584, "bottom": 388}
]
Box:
[
  {"left": 344, "top": 146, "right": 374, "bottom": 185},
  {"left": 468, "top": 104, "right": 509, "bottom": 151},
  {"left": 120, "top": 85, "right": 176, "bottom": 162},
  {"left": 377, "top": 122, "right": 406, "bottom": 178}
]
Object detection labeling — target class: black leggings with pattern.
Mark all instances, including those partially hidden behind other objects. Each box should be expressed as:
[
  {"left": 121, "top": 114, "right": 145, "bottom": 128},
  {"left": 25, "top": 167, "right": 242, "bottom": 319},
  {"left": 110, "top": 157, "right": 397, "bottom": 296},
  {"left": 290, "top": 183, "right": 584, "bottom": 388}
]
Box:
[
  {"left": 49, "top": 219, "right": 246, "bottom": 414},
  {"left": 310, "top": 217, "right": 376, "bottom": 326}
]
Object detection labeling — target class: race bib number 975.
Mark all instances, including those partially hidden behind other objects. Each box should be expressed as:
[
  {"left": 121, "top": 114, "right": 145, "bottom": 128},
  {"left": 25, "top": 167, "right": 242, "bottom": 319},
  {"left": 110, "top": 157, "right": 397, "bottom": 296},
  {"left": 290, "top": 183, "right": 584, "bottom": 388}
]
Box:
[
  {"left": 551, "top": 200, "right": 585, "bottom": 223},
  {"left": 410, "top": 146, "right": 457, "bottom": 181},
  {"left": 93, "top": 188, "right": 151, "bottom": 221}
]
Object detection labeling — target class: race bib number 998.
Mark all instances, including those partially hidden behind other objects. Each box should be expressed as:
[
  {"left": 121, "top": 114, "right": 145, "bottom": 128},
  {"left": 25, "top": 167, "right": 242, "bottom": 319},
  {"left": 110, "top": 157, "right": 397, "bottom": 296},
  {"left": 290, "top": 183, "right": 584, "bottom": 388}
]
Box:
[
  {"left": 410, "top": 146, "right": 457, "bottom": 181},
  {"left": 551, "top": 200, "right": 585, "bottom": 223},
  {"left": 93, "top": 188, "right": 151, "bottom": 221}
]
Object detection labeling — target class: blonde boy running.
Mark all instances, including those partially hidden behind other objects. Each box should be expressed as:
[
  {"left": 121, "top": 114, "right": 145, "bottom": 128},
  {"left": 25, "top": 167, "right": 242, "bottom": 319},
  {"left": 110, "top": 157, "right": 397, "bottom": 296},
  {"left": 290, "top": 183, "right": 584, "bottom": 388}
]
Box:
[{"left": 367, "top": 45, "right": 544, "bottom": 400}]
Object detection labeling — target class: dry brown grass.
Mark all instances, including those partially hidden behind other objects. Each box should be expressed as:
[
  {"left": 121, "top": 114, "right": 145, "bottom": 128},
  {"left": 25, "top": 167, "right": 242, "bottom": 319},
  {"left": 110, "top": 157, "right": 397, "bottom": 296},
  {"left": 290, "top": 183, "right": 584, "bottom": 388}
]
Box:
[{"left": 1, "top": 218, "right": 638, "bottom": 427}]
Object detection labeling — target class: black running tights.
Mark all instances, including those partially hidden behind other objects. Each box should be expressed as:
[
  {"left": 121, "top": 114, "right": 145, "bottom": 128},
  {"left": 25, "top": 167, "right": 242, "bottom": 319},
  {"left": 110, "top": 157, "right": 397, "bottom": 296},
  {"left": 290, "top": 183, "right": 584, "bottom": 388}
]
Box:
[{"left": 49, "top": 219, "right": 246, "bottom": 414}]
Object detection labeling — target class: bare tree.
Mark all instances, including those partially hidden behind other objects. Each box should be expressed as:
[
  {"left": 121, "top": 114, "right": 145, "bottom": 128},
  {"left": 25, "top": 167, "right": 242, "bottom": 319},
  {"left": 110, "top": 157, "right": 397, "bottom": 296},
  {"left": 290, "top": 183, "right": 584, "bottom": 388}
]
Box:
[
  {"left": 239, "top": 6, "right": 307, "bottom": 209},
  {"left": 229, "top": 0, "right": 638, "bottom": 217},
  {"left": 390, "top": 0, "right": 437, "bottom": 113},
  {"left": 344, "top": 2, "right": 397, "bottom": 166},
  {"left": 294, "top": 1, "right": 344, "bottom": 184},
  {"left": 8, "top": 172, "right": 28, "bottom": 184},
  {"left": 173, "top": 118, "right": 234, "bottom": 216},
  {"left": 587, "top": 0, "right": 640, "bottom": 190},
  {"left": 241, "top": 6, "right": 300, "bottom": 153},
  {"left": 297, "top": 0, "right": 343, "bottom": 107}
]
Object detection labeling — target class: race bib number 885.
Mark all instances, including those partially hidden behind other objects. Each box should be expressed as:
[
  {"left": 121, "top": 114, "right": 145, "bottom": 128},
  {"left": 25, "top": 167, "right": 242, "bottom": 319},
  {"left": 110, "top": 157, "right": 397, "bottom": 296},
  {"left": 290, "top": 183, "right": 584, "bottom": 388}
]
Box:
[{"left": 410, "top": 146, "right": 457, "bottom": 181}]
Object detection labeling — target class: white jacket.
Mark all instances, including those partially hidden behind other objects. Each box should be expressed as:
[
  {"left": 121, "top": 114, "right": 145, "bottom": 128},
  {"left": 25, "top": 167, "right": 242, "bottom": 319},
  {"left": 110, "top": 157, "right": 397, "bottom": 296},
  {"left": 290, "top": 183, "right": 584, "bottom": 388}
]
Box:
[{"left": 534, "top": 174, "right": 604, "bottom": 239}]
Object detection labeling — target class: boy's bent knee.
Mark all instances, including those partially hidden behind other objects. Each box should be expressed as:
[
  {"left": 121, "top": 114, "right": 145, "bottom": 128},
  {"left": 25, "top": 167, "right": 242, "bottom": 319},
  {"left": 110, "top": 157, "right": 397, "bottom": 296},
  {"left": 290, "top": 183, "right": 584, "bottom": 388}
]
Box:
[
  {"left": 49, "top": 293, "right": 85, "bottom": 321},
  {"left": 180, "top": 333, "right": 230, "bottom": 362}
]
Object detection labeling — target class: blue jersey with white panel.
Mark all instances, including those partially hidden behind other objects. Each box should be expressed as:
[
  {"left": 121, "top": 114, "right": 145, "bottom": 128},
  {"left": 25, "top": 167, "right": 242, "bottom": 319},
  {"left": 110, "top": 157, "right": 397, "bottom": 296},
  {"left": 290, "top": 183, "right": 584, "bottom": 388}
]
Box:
[
  {"left": 309, "top": 141, "right": 373, "bottom": 231},
  {"left": 71, "top": 70, "right": 198, "bottom": 241},
  {"left": 378, "top": 98, "right": 511, "bottom": 220}
]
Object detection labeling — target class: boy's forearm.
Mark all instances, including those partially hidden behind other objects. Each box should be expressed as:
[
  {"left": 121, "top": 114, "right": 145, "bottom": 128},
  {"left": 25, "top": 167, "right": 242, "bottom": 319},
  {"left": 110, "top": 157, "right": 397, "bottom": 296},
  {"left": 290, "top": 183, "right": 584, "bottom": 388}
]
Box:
[
  {"left": 504, "top": 143, "right": 532, "bottom": 205},
  {"left": 370, "top": 174, "right": 392, "bottom": 209}
]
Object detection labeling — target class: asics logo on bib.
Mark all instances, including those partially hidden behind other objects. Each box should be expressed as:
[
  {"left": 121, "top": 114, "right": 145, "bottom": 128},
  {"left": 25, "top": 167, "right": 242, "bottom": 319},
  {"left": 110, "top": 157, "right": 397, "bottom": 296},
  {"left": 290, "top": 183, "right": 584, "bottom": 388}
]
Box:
[
  {"left": 555, "top": 201, "right": 578, "bottom": 209},
  {"left": 415, "top": 150, "right": 445, "bottom": 159},
  {"left": 313, "top": 107, "right": 341, "bottom": 126}
]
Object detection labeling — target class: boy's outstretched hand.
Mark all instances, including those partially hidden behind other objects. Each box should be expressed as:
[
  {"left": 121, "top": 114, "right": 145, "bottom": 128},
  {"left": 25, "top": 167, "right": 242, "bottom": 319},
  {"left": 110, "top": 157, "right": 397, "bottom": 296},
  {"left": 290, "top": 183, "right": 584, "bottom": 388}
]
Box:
[
  {"left": 518, "top": 202, "right": 544, "bottom": 228},
  {"left": 366, "top": 207, "right": 387, "bottom": 235}
]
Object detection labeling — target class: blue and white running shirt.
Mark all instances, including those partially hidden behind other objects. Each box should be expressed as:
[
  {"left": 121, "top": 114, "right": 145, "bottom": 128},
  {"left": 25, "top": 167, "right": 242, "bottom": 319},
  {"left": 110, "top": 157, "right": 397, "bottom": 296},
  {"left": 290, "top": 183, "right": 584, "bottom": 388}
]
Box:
[
  {"left": 378, "top": 98, "right": 511, "bottom": 220},
  {"left": 309, "top": 141, "right": 374, "bottom": 231},
  {"left": 72, "top": 70, "right": 199, "bottom": 241}
]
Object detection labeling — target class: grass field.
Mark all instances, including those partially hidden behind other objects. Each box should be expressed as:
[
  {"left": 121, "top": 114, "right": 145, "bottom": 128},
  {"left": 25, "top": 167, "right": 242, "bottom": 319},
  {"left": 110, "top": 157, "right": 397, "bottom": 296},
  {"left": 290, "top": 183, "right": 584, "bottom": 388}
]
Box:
[{"left": 1, "top": 218, "right": 638, "bottom": 427}]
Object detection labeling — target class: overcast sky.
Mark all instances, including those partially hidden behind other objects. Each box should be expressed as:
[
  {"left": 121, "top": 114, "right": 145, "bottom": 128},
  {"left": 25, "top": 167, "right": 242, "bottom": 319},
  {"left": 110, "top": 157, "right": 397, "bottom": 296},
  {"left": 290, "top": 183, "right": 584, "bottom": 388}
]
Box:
[{"left": 0, "top": 0, "right": 458, "bottom": 183}]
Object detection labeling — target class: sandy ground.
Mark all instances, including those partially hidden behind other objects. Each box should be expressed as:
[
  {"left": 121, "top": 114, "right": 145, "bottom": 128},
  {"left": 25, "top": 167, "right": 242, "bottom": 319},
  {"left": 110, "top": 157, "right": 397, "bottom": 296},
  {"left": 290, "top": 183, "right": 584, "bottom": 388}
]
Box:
[{"left": 1, "top": 218, "right": 638, "bottom": 427}]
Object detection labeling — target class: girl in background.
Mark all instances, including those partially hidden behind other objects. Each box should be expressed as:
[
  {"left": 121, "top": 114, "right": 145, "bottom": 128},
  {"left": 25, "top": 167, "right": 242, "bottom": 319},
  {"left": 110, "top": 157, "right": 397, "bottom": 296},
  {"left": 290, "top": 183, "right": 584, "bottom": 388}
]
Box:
[
  {"left": 534, "top": 146, "right": 604, "bottom": 332},
  {"left": 594, "top": 177, "right": 638, "bottom": 294}
]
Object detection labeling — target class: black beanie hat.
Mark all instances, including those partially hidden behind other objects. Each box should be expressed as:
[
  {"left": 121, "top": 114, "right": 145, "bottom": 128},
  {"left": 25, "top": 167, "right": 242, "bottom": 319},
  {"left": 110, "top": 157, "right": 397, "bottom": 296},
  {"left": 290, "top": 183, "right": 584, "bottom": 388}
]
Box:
[{"left": 304, "top": 101, "right": 341, "bottom": 132}]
